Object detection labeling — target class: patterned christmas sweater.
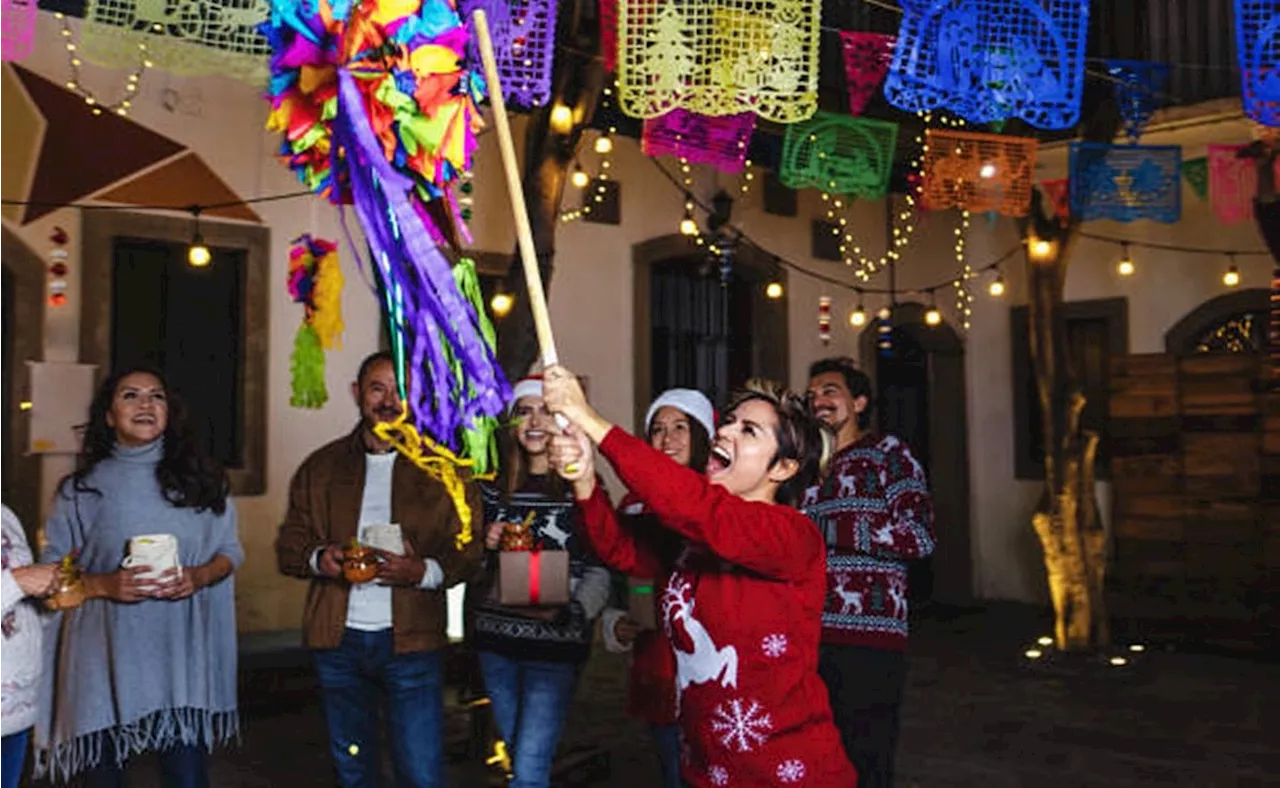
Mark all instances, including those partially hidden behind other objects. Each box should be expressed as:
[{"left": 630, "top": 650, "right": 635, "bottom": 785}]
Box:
[
  {"left": 471, "top": 477, "right": 612, "bottom": 664},
  {"left": 801, "top": 433, "right": 935, "bottom": 651},
  {"left": 579, "top": 428, "right": 855, "bottom": 788}
]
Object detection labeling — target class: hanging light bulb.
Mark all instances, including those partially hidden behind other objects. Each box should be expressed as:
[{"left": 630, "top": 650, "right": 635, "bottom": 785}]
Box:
[
  {"left": 764, "top": 281, "right": 784, "bottom": 299},
  {"left": 850, "top": 301, "right": 867, "bottom": 327},
  {"left": 594, "top": 134, "right": 614, "bottom": 155},
  {"left": 490, "top": 284, "right": 515, "bottom": 317},
  {"left": 1223, "top": 257, "right": 1241, "bottom": 287},
  {"left": 680, "top": 193, "right": 698, "bottom": 236},
  {"left": 1028, "top": 236, "right": 1054, "bottom": 262},
  {"left": 924, "top": 290, "right": 942, "bottom": 326},
  {"left": 549, "top": 103, "right": 573, "bottom": 134},
  {"left": 1116, "top": 243, "right": 1135, "bottom": 276},
  {"left": 989, "top": 273, "right": 1006, "bottom": 297},
  {"left": 187, "top": 206, "right": 211, "bottom": 268},
  {"left": 571, "top": 165, "right": 589, "bottom": 189}
]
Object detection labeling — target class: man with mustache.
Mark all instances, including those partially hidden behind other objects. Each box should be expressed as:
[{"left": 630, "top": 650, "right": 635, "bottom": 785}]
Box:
[
  {"left": 803, "top": 357, "right": 935, "bottom": 788},
  {"left": 276, "top": 351, "right": 484, "bottom": 787}
]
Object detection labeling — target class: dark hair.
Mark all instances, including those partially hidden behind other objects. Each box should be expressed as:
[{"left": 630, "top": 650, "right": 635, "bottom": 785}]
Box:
[
  {"left": 62, "top": 364, "right": 229, "bottom": 514},
  {"left": 495, "top": 400, "right": 568, "bottom": 501},
  {"left": 724, "top": 379, "right": 832, "bottom": 508},
  {"left": 357, "top": 351, "right": 396, "bottom": 386},
  {"left": 808, "top": 356, "right": 874, "bottom": 430},
  {"left": 647, "top": 410, "right": 712, "bottom": 473}
]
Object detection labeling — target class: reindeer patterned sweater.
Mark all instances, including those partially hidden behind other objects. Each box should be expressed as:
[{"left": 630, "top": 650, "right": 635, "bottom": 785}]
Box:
[
  {"left": 802, "top": 433, "right": 935, "bottom": 651},
  {"left": 579, "top": 429, "right": 855, "bottom": 788}
]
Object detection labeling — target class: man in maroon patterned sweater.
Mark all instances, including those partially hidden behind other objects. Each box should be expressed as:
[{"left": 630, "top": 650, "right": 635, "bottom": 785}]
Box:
[{"left": 802, "top": 357, "right": 935, "bottom": 788}]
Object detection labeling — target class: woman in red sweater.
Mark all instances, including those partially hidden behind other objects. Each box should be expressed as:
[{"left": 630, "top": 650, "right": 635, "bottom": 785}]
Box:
[
  {"left": 594, "top": 388, "right": 715, "bottom": 788},
  {"left": 543, "top": 366, "right": 856, "bottom": 787}
]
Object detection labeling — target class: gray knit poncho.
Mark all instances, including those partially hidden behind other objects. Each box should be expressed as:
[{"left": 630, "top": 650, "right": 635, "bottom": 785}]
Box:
[{"left": 35, "top": 439, "right": 243, "bottom": 780}]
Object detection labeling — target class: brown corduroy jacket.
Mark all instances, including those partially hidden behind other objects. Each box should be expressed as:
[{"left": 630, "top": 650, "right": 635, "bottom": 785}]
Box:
[{"left": 276, "top": 425, "right": 484, "bottom": 654}]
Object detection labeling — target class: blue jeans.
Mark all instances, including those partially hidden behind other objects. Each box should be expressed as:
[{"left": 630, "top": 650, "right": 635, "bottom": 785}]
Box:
[
  {"left": 1, "top": 729, "right": 29, "bottom": 788},
  {"left": 312, "top": 628, "right": 445, "bottom": 788},
  {"left": 81, "top": 739, "right": 208, "bottom": 788},
  {"left": 650, "top": 723, "right": 682, "bottom": 788},
  {"left": 478, "top": 651, "right": 579, "bottom": 788}
]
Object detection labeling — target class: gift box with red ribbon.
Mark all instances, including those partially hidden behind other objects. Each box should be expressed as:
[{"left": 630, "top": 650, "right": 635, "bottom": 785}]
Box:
[{"left": 497, "top": 549, "right": 570, "bottom": 607}]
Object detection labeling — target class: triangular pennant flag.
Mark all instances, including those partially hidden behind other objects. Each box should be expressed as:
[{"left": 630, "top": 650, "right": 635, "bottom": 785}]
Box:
[
  {"left": 1182, "top": 157, "right": 1209, "bottom": 200},
  {"left": 1039, "top": 178, "right": 1070, "bottom": 222}
]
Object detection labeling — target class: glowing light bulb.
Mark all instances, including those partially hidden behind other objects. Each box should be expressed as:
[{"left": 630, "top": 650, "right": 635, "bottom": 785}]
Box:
[
  {"left": 1024, "top": 649, "right": 1043, "bottom": 660},
  {"left": 1223, "top": 265, "right": 1240, "bottom": 287},
  {"left": 979, "top": 162, "right": 996, "bottom": 178},
  {"left": 850, "top": 307, "right": 867, "bottom": 327},
  {"left": 594, "top": 135, "right": 613, "bottom": 155},
  {"left": 571, "top": 168, "right": 589, "bottom": 189},
  {"left": 680, "top": 217, "right": 698, "bottom": 236},
  {"left": 490, "top": 291, "right": 514, "bottom": 317},
  {"left": 549, "top": 103, "right": 573, "bottom": 134},
  {"left": 1117, "top": 257, "right": 1135, "bottom": 277},
  {"left": 1109, "top": 656, "right": 1127, "bottom": 666},
  {"left": 187, "top": 239, "right": 212, "bottom": 268},
  {"left": 989, "top": 276, "right": 1006, "bottom": 297},
  {"left": 1029, "top": 238, "right": 1053, "bottom": 261},
  {"left": 764, "top": 281, "right": 784, "bottom": 299},
  {"left": 1036, "top": 636, "right": 1053, "bottom": 646},
  {"left": 925, "top": 307, "right": 942, "bottom": 326}
]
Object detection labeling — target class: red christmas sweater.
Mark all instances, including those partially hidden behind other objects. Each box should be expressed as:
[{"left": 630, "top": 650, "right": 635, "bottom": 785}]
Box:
[
  {"left": 583, "top": 492, "right": 680, "bottom": 727},
  {"left": 579, "top": 428, "right": 856, "bottom": 788},
  {"left": 801, "top": 433, "right": 935, "bottom": 651}
]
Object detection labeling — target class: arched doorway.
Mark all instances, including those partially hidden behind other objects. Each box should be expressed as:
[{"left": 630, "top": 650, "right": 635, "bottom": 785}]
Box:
[
  {"left": 2, "top": 227, "right": 46, "bottom": 532},
  {"left": 859, "top": 302, "right": 972, "bottom": 607}
]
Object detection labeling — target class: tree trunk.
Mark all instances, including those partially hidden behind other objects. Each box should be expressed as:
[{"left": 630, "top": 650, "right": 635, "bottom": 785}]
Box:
[
  {"left": 1015, "top": 93, "right": 1121, "bottom": 652},
  {"left": 495, "top": 0, "right": 605, "bottom": 382}
]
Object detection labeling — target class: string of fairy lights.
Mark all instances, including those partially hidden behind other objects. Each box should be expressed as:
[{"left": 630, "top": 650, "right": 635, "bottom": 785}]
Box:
[{"left": 54, "top": 12, "right": 154, "bottom": 117}]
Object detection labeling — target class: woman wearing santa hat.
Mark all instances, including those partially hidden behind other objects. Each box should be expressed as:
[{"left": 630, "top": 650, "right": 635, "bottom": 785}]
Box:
[
  {"left": 542, "top": 366, "right": 855, "bottom": 788},
  {"left": 470, "top": 376, "right": 611, "bottom": 788},
  {"left": 594, "top": 388, "right": 715, "bottom": 788}
]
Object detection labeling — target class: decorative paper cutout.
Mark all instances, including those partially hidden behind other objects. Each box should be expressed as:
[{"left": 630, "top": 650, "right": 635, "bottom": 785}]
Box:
[
  {"left": 1, "top": 0, "right": 36, "bottom": 62},
  {"left": 1068, "top": 142, "right": 1181, "bottom": 224},
  {"left": 461, "top": 0, "right": 557, "bottom": 107},
  {"left": 840, "top": 31, "right": 895, "bottom": 116},
  {"left": 616, "top": 0, "right": 821, "bottom": 123},
  {"left": 1208, "top": 143, "right": 1280, "bottom": 224},
  {"left": 779, "top": 114, "right": 898, "bottom": 198},
  {"left": 641, "top": 109, "right": 756, "bottom": 173},
  {"left": 81, "top": 0, "right": 270, "bottom": 84},
  {"left": 600, "top": 0, "right": 619, "bottom": 72},
  {"left": 1234, "top": 0, "right": 1279, "bottom": 126},
  {"left": 883, "top": 0, "right": 1091, "bottom": 130},
  {"left": 1039, "top": 177, "right": 1070, "bottom": 221},
  {"left": 1106, "top": 59, "right": 1170, "bottom": 141},
  {"left": 922, "top": 129, "right": 1037, "bottom": 217},
  {"left": 1182, "top": 157, "right": 1209, "bottom": 200}
]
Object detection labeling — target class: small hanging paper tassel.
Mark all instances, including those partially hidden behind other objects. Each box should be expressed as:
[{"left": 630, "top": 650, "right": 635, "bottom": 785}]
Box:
[
  {"left": 311, "top": 243, "right": 345, "bottom": 350},
  {"left": 290, "top": 323, "right": 328, "bottom": 409}
]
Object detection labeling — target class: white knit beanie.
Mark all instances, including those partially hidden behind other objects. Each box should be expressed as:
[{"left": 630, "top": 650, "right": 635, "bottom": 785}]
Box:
[{"left": 645, "top": 388, "right": 716, "bottom": 438}]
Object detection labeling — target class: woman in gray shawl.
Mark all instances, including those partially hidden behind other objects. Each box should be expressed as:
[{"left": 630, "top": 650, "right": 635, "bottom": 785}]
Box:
[{"left": 37, "top": 365, "right": 242, "bottom": 787}]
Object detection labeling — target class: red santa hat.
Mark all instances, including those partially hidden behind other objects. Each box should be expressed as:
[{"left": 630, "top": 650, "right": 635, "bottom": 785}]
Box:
[{"left": 509, "top": 375, "right": 544, "bottom": 409}]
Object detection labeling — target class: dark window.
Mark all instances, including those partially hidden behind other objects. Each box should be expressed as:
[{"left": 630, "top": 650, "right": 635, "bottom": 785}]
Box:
[
  {"left": 1011, "top": 297, "right": 1128, "bottom": 480},
  {"left": 650, "top": 258, "right": 754, "bottom": 407},
  {"left": 111, "top": 238, "right": 246, "bottom": 468}
]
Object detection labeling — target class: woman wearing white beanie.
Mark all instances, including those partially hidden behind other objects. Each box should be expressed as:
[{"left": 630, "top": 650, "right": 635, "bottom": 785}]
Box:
[{"left": 595, "top": 388, "right": 715, "bottom": 788}]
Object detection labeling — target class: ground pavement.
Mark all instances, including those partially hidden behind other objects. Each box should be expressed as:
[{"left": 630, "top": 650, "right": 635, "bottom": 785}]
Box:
[{"left": 30, "top": 604, "right": 1279, "bottom": 787}]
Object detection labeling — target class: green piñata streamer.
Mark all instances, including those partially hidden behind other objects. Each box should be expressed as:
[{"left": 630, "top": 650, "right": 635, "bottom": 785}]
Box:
[
  {"left": 449, "top": 257, "right": 500, "bottom": 476},
  {"left": 290, "top": 323, "right": 328, "bottom": 408}
]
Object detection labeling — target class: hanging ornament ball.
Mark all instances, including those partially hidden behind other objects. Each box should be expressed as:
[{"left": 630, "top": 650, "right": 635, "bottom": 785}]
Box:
[
  {"left": 49, "top": 263, "right": 69, "bottom": 278},
  {"left": 460, "top": 208, "right": 473, "bottom": 222},
  {"left": 49, "top": 292, "right": 68, "bottom": 307},
  {"left": 50, "top": 227, "right": 69, "bottom": 245},
  {"left": 50, "top": 249, "right": 69, "bottom": 261},
  {"left": 461, "top": 181, "right": 474, "bottom": 195}
]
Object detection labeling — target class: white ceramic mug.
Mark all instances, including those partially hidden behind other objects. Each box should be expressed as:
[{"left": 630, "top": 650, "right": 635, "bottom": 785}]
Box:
[{"left": 121, "top": 533, "right": 181, "bottom": 582}]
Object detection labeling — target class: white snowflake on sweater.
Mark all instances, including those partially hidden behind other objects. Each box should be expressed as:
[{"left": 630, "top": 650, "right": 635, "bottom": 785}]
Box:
[
  {"left": 710, "top": 698, "right": 772, "bottom": 752},
  {"left": 777, "top": 759, "right": 806, "bottom": 782},
  {"left": 760, "top": 633, "right": 788, "bottom": 658},
  {"left": 708, "top": 764, "right": 729, "bottom": 785}
]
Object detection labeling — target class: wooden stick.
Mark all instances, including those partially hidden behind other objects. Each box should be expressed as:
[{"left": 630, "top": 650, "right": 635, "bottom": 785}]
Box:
[{"left": 472, "top": 9, "right": 559, "bottom": 367}]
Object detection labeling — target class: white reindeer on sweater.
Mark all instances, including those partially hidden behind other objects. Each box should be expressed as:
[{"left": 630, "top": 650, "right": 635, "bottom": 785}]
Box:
[
  {"left": 836, "top": 474, "right": 859, "bottom": 499},
  {"left": 833, "top": 580, "right": 864, "bottom": 616},
  {"left": 539, "top": 510, "right": 572, "bottom": 549},
  {"left": 887, "top": 581, "right": 907, "bottom": 618},
  {"left": 663, "top": 578, "right": 738, "bottom": 713}
]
